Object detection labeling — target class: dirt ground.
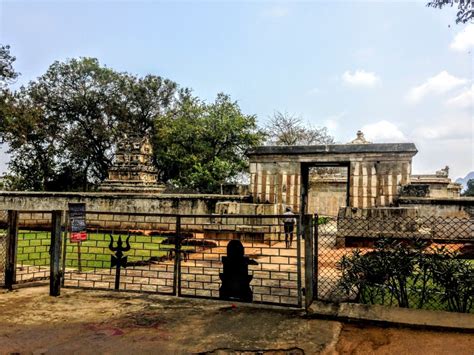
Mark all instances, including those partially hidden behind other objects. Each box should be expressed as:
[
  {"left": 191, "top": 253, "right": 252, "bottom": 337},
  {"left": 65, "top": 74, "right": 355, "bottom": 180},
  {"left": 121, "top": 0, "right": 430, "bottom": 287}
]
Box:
[{"left": 0, "top": 286, "right": 473, "bottom": 354}]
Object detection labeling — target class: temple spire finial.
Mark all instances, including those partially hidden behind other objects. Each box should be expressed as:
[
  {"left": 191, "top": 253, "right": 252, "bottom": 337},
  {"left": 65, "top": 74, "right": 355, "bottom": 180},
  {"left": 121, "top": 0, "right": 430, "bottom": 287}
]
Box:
[{"left": 349, "top": 130, "right": 371, "bottom": 144}]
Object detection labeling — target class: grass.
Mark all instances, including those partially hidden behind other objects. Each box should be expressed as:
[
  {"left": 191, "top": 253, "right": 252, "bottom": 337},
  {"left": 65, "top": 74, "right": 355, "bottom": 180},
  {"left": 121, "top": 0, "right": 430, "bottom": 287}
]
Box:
[
  {"left": 357, "top": 273, "right": 473, "bottom": 314},
  {"left": 14, "top": 230, "right": 176, "bottom": 271}
]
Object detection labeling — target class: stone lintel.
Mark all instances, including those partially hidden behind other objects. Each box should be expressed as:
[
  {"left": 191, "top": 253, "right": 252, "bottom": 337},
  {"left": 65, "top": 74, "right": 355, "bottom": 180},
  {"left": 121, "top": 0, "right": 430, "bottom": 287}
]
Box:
[{"left": 247, "top": 143, "right": 418, "bottom": 157}]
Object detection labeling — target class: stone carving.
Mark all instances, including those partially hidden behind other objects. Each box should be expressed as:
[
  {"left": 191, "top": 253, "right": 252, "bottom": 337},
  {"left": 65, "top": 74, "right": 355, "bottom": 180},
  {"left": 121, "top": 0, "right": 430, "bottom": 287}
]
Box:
[
  {"left": 436, "top": 166, "right": 449, "bottom": 178},
  {"left": 99, "top": 134, "right": 164, "bottom": 193},
  {"left": 399, "top": 184, "right": 430, "bottom": 198},
  {"left": 349, "top": 130, "right": 372, "bottom": 144}
]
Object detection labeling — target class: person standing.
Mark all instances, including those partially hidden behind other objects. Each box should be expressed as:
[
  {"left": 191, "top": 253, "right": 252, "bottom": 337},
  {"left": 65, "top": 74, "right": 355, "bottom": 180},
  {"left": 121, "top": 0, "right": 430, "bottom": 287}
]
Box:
[{"left": 283, "top": 207, "right": 296, "bottom": 248}]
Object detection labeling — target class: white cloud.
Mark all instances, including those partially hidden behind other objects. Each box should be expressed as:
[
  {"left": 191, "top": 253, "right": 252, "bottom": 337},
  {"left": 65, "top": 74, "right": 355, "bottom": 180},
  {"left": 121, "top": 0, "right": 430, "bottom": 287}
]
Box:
[
  {"left": 450, "top": 24, "right": 474, "bottom": 52},
  {"left": 410, "top": 113, "right": 473, "bottom": 179},
  {"left": 407, "top": 71, "right": 467, "bottom": 103},
  {"left": 412, "top": 114, "right": 473, "bottom": 141},
  {"left": 361, "top": 121, "right": 406, "bottom": 142},
  {"left": 323, "top": 111, "right": 346, "bottom": 135},
  {"left": 446, "top": 84, "right": 474, "bottom": 108},
  {"left": 342, "top": 70, "right": 380, "bottom": 88}
]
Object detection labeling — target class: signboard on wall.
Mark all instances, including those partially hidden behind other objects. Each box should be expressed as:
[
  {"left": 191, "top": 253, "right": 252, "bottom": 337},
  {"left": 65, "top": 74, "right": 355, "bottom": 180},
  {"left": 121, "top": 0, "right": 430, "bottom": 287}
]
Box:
[{"left": 69, "top": 203, "right": 87, "bottom": 243}]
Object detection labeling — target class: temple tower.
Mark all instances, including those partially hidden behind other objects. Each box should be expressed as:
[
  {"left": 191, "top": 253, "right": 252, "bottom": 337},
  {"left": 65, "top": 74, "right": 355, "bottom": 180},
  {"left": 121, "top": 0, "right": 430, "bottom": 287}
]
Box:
[{"left": 99, "top": 135, "right": 164, "bottom": 193}]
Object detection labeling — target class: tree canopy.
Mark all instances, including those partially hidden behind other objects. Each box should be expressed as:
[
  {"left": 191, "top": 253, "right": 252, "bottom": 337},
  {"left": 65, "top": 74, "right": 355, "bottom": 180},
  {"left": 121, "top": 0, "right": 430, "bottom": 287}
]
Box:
[
  {"left": 0, "top": 51, "right": 265, "bottom": 193},
  {"left": 0, "top": 56, "right": 179, "bottom": 191},
  {"left": 0, "top": 45, "right": 19, "bottom": 140},
  {"left": 462, "top": 179, "right": 474, "bottom": 197},
  {"left": 427, "top": 0, "right": 474, "bottom": 24},
  {"left": 264, "top": 111, "right": 334, "bottom": 146},
  {"left": 0, "top": 45, "right": 18, "bottom": 88},
  {"left": 154, "top": 91, "right": 264, "bottom": 193}
]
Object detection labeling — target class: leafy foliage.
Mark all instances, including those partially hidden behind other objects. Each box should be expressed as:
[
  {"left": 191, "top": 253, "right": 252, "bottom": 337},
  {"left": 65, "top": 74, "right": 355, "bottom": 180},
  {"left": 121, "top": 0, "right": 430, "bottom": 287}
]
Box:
[
  {"left": 0, "top": 44, "right": 19, "bottom": 142},
  {"left": 338, "top": 239, "right": 474, "bottom": 312},
  {"left": 427, "top": 0, "right": 474, "bottom": 24},
  {"left": 431, "top": 247, "right": 474, "bottom": 313},
  {"left": 462, "top": 179, "right": 474, "bottom": 196},
  {"left": 0, "top": 54, "right": 263, "bottom": 193},
  {"left": 264, "top": 111, "right": 334, "bottom": 146},
  {"left": 154, "top": 91, "right": 264, "bottom": 193},
  {"left": 0, "top": 44, "right": 18, "bottom": 88},
  {"left": 1, "top": 57, "right": 178, "bottom": 191}
]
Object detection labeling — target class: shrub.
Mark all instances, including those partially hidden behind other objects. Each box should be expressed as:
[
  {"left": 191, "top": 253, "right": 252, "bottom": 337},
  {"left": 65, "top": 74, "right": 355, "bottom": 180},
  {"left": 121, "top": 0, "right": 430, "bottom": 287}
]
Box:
[{"left": 337, "top": 239, "right": 474, "bottom": 313}]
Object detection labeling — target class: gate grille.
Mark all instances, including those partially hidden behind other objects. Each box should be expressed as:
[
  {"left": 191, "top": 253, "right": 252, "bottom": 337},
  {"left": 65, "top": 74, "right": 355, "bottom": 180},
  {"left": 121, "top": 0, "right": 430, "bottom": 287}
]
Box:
[
  {"left": 59, "top": 212, "right": 303, "bottom": 307},
  {"left": 178, "top": 215, "right": 302, "bottom": 306}
]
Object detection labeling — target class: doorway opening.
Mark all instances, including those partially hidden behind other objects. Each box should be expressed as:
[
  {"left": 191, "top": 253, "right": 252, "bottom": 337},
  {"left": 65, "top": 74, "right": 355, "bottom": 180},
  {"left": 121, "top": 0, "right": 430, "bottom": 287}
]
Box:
[{"left": 300, "top": 162, "right": 350, "bottom": 217}]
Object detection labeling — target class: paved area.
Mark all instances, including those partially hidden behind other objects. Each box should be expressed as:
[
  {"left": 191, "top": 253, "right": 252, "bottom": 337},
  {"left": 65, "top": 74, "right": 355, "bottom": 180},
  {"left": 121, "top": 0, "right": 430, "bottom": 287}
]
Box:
[{"left": 0, "top": 286, "right": 473, "bottom": 354}]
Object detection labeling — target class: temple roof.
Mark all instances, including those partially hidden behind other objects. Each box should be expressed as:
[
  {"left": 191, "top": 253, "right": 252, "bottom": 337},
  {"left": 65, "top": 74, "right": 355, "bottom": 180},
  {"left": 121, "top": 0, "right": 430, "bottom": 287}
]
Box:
[{"left": 247, "top": 143, "right": 418, "bottom": 156}]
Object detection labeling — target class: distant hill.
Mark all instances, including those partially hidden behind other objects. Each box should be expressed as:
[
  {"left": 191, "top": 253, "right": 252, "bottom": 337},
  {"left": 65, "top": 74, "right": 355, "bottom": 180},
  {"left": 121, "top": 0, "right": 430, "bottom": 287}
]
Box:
[{"left": 455, "top": 171, "right": 474, "bottom": 191}]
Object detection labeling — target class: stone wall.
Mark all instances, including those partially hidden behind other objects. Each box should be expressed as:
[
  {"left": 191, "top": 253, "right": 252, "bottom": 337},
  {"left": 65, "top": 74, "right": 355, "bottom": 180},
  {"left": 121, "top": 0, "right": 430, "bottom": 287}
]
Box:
[
  {"left": 248, "top": 143, "right": 417, "bottom": 212},
  {"left": 409, "top": 174, "right": 461, "bottom": 198},
  {"left": 333, "top": 206, "right": 473, "bottom": 247},
  {"left": 397, "top": 197, "right": 474, "bottom": 218},
  {"left": 0, "top": 191, "right": 247, "bottom": 214},
  {"left": 0, "top": 191, "right": 249, "bottom": 229},
  {"left": 308, "top": 176, "right": 347, "bottom": 216}
]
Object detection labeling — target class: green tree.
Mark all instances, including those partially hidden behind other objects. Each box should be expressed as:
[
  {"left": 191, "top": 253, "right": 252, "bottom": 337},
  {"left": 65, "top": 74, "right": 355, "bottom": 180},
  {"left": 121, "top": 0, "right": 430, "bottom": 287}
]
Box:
[
  {"left": 113, "top": 73, "right": 178, "bottom": 135},
  {"left": 462, "top": 179, "right": 474, "bottom": 196},
  {"left": 154, "top": 91, "right": 264, "bottom": 193},
  {"left": 0, "top": 44, "right": 19, "bottom": 140},
  {"left": 427, "top": 0, "right": 474, "bottom": 24},
  {"left": 264, "top": 111, "right": 334, "bottom": 146},
  {"left": 1, "top": 57, "right": 178, "bottom": 191},
  {"left": 0, "top": 44, "right": 18, "bottom": 87}
]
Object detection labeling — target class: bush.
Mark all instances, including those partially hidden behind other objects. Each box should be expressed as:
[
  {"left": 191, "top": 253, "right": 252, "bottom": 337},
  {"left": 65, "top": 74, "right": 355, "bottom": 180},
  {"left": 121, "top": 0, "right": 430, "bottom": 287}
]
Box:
[{"left": 337, "top": 239, "right": 474, "bottom": 313}]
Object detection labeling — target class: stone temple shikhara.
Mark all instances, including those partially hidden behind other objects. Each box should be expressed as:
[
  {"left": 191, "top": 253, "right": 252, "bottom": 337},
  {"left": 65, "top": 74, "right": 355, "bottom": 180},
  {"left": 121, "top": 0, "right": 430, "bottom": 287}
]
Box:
[{"left": 99, "top": 134, "right": 164, "bottom": 193}]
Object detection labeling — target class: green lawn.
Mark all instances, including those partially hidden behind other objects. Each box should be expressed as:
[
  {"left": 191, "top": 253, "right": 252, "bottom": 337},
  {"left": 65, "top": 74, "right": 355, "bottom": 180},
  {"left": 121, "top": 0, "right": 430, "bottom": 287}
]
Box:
[{"left": 15, "top": 230, "right": 175, "bottom": 271}]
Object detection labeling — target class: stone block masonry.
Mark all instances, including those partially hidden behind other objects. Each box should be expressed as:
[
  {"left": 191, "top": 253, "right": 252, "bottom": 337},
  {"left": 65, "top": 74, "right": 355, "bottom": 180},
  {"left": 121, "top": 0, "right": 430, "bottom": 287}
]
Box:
[
  {"left": 247, "top": 143, "right": 417, "bottom": 212},
  {"left": 0, "top": 191, "right": 249, "bottom": 229}
]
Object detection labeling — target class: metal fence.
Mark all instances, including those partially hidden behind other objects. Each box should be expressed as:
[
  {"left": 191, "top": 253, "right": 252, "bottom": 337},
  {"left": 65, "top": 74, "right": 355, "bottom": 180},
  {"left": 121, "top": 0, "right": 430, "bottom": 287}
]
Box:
[
  {"left": 61, "top": 212, "right": 303, "bottom": 307},
  {"left": 4, "top": 207, "right": 472, "bottom": 313},
  {"left": 15, "top": 211, "right": 52, "bottom": 284},
  {"left": 316, "top": 214, "right": 474, "bottom": 313},
  {"left": 0, "top": 210, "right": 6, "bottom": 286}
]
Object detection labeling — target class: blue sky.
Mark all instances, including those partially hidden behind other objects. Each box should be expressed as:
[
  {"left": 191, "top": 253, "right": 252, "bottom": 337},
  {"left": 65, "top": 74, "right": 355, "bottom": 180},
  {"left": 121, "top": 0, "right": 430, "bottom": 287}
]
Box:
[{"left": 0, "top": 0, "right": 473, "bottom": 179}]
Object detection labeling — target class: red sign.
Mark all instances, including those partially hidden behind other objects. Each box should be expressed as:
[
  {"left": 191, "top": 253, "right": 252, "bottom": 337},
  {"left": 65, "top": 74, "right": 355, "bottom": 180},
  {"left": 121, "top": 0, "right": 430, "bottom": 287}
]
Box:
[
  {"left": 69, "top": 203, "right": 87, "bottom": 243},
  {"left": 71, "top": 231, "right": 87, "bottom": 243}
]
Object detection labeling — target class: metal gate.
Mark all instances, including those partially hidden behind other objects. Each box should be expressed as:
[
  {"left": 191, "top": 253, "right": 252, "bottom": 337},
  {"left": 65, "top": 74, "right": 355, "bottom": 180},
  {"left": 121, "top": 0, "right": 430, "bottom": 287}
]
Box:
[
  {"left": 177, "top": 214, "right": 303, "bottom": 307},
  {"left": 58, "top": 211, "right": 305, "bottom": 308},
  {"left": 4, "top": 210, "right": 308, "bottom": 308},
  {"left": 1, "top": 210, "right": 55, "bottom": 289}
]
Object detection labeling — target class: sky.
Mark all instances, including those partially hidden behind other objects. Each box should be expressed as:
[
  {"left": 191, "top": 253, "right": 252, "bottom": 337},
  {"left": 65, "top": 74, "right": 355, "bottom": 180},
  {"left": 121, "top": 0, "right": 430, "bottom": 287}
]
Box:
[{"left": 0, "top": 0, "right": 473, "bottom": 180}]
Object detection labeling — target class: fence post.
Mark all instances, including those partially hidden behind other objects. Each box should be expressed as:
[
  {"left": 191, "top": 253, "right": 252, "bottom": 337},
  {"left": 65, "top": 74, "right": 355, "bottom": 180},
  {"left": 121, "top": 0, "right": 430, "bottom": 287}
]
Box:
[
  {"left": 61, "top": 211, "right": 69, "bottom": 287},
  {"left": 50, "top": 210, "right": 63, "bottom": 296},
  {"left": 5, "top": 210, "right": 19, "bottom": 290},
  {"left": 303, "top": 214, "right": 314, "bottom": 309},
  {"left": 173, "top": 215, "right": 182, "bottom": 296},
  {"left": 313, "top": 213, "right": 319, "bottom": 301}
]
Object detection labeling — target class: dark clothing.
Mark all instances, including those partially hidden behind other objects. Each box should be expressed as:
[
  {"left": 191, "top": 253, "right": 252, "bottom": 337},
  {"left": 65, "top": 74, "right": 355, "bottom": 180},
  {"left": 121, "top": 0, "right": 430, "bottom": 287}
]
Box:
[
  {"left": 284, "top": 220, "right": 295, "bottom": 248},
  {"left": 284, "top": 222, "right": 294, "bottom": 234}
]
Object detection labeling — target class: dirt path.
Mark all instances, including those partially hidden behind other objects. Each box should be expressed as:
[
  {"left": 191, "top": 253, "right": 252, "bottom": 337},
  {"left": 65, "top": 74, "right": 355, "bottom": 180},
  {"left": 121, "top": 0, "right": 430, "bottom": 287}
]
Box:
[
  {"left": 335, "top": 323, "right": 474, "bottom": 355},
  {"left": 0, "top": 286, "right": 472, "bottom": 354}
]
